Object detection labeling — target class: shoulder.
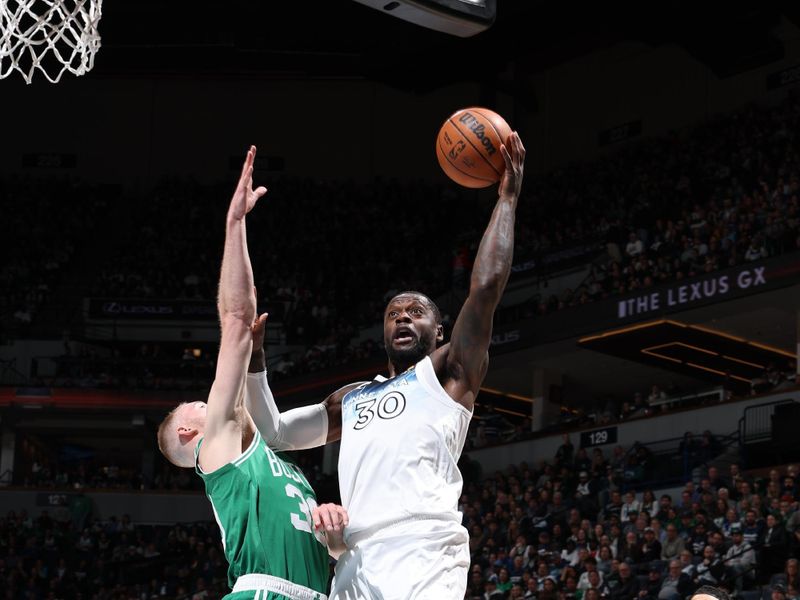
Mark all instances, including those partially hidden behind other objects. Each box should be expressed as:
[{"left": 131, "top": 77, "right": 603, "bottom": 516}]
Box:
[
  {"left": 325, "top": 381, "right": 370, "bottom": 406},
  {"left": 198, "top": 430, "right": 262, "bottom": 484},
  {"left": 433, "top": 341, "right": 487, "bottom": 388}
]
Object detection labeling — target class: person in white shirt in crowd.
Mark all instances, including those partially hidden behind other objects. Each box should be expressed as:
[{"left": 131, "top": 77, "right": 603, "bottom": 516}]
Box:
[
  {"left": 626, "top": 232, "right": 644, "bottom": 257},
  {"left": 621, "top": 491, "right": 642, "bottom": 523},
  {"left": 577, "top": 556, "right": 604, "bottom": 590}
]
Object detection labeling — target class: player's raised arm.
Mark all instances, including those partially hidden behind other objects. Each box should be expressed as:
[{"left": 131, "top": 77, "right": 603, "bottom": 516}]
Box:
[
  {"left": 199, "top": 146, "right": 267, "bottom": 473},
  {"left": 443, "top": 132, "right": 525, "bottom": 407}
]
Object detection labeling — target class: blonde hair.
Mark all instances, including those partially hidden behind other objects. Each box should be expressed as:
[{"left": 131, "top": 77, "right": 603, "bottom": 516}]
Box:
[{"left": 157, "top": 403, "right": 195, "bottom": 468}]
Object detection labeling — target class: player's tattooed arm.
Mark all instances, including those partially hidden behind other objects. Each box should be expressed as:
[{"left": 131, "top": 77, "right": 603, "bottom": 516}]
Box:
[{"left": 440, "top": 132, "right": 525, "bottom": 408}]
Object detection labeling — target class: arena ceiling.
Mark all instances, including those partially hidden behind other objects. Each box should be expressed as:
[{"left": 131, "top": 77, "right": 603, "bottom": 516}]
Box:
[{"left": 93, "top": 1, "right": 792, "bottom": 86}]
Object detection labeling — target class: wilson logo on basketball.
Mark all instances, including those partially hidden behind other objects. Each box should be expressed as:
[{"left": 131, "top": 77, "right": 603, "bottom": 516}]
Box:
[{"left": 458, "top": 112, "right": 498, "bottom": 156}]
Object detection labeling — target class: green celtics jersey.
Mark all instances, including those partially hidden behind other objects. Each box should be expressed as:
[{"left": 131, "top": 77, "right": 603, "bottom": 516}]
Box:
[{"left": 195, "top": 430, "right": 329, "bottom": 595}]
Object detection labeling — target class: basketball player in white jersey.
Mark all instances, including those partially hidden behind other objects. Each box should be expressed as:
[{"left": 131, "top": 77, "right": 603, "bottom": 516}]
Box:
[{"left": 245, "top": 132, "right": 525, "bottom": 599}]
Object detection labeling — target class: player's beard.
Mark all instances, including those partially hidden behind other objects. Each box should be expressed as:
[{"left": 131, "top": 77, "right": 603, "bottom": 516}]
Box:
[{"left": 387, "top": 334, "right": 432, "bottom": 369}]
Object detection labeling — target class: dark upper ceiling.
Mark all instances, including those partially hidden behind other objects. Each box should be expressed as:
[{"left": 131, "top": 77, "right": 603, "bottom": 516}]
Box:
[{"left": 89, "top": 0, "right": 795, "bottom": 89}]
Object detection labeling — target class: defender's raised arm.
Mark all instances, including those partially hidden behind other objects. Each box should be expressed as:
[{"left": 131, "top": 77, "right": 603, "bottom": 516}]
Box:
[{"left": 199, "top": 146, "right": 267, "bottom": 473}]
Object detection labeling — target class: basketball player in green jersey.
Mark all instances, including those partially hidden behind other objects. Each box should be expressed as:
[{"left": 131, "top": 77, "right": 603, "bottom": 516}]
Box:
[{"left": 157, "top": 146, "right": 347, "bottom": 600}]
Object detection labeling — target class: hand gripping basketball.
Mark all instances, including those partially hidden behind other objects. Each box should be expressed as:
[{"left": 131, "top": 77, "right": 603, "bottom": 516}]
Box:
[{"left": 499, "top": 132, "right": 525, "bottom": 200}]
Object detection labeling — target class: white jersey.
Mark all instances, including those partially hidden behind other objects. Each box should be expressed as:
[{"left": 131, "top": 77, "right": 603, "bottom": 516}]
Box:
[{"left": 337, "top": 355, "right": 472, "bottom": 542}]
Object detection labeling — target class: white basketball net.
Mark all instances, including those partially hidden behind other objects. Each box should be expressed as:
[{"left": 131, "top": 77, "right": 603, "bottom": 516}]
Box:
[{"left": 0, "top": 0, "right": 103, "bottom": 84}]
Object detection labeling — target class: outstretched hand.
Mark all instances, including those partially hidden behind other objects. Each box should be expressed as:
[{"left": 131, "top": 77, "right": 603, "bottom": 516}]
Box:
[
  {"left": 228, "top": 145, "right": 268, "bottom": 221},
  {"left": 498, "top": 132, "right": 525, "bottom": 200}
]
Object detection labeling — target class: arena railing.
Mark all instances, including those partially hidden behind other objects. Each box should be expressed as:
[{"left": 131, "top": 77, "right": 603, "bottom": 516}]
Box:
[
  {"left": 615, "top": 431, "right": 738, "bottom": 493},
  {"left": 738, "top": 397, "right": 800, "bottom": 468}
]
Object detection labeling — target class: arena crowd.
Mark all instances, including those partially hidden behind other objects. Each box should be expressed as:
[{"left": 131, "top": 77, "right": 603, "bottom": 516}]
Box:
[
  {"left": 3, "top": 96, "right": 800, "bottom": 386},
  {"left": 3, "top": 445, "right": 799, "bottom": 599}
]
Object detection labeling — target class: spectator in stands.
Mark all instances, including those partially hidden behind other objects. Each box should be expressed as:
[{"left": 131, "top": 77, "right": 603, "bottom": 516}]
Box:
[
  {"left": 640, "top": 527, "right": 662, "bottom": 567},
  {"left": 648, "top": 385, "right": 667, "bottom": 405},
  {"left": 728, "top": 463, "right": 743, "bottom": 492},
  {"left": 483, "top": 579, "right": 504, "bottom": 599},
  {"left": 690, "top": 522, "right": 710, "bottom": 556},
  {"left": 707, "top": 466, "right": 725, "bottom": 492},
  {"left": 772, "top": 559, "right": 800, "bottom": 593},
  {"left": 609, "top": 562, "right": 640, "bottom": 600},
  {"left": 656, "top": 495, "right": 673, "bottom": 522},
  {"left": 621, "top": 492, "right": 642, "bottom": 523},
  {"left": 771, "top": 583, "right": 788, "bottom": 600},
  {"left": 742, "top": 509, "right": 764, "bottom": 544},
  {"left": 641, "top": 490, "right": 659, "bottom": 519},
  {"left": 763, "top": 513, "right": 790, "bottom": 578},
  {"left": 578, "top": 556, "right": 604, "bottom": 589},
  {"left": 602, "top": 491, "right": 624, "bottom": 523},
  {"left": 626, "top": 233, "right": 644, "bottom": 258},
  {"left": 638, "top": 566, "right": 663, "bottom": 600},
  {"left": 658, "top": 560, "right": 693, "bottom": 600},
  {"left": 689, "top": 545, "right": 725, "bottom": 589},
  {"left": 555, "top": 434, "right": 575, "bottom": 467},
  {"left": 619, "top": 531, "right": 643, "bottom": 566},
  {"left": 724, "top": 525, "right": 756, "bottom": 593},
  {"left": 596, "top": 545, "right": 614, "bottom": 575},
  {"left": 576, "top": 470, "right": 601, "bottom": 519},
  {"left": 661, "top": 524, "right": 686, "bottom": 561}
]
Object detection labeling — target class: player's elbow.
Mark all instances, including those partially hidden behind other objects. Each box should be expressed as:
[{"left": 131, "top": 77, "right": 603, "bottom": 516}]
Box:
[
  {"left": 219, "top": 315, "right": 252, "bottom": 347},
  {"left": 468, "top": 278, "right": 503, "bottom": 304},
  {"left": 219, "top": 311, "right": 253, "bottom": 332}
]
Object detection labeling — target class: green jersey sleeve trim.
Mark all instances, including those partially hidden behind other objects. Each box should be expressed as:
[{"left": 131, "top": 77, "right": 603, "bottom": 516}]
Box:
[{"left": 195, "top": 430, "right": 262, "bottom": 484}]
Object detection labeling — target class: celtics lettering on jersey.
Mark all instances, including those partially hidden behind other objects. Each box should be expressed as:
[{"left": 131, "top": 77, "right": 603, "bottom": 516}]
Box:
[{"left": 263, "top": 445, "right": 325, "bottom": 542}]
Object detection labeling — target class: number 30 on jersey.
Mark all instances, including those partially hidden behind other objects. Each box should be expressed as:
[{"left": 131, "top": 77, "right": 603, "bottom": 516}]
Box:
[{"left": 353, "top": 391, "right": 406, "bottom": 430}]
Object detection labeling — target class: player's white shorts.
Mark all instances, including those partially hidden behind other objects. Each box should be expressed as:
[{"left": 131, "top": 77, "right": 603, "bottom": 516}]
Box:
[{"left": 329, "top": 518, "right": 469, "bottom": 600}]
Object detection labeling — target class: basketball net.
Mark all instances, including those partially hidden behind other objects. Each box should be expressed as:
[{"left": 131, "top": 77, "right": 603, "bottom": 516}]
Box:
[{"left": 0, "top": 0, "right": 103, "bottom": 84}]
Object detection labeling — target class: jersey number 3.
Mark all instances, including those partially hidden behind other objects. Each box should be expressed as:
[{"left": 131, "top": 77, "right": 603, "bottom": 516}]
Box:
[
  {"left": 286, "top": 484, "right": 317, "bottom": 530},
  {"left": 353, "top": 391, "right": 406, "bottom": 430}
]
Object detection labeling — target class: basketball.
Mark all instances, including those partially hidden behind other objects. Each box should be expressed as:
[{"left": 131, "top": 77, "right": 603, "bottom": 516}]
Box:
[{"left": 436, "top": 107, "right": 513, "bottom": 188}]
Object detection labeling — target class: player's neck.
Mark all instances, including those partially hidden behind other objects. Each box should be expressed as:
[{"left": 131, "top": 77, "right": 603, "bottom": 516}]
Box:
[{"left": 387, "top": 360, "right": 410, "bottom": 378}]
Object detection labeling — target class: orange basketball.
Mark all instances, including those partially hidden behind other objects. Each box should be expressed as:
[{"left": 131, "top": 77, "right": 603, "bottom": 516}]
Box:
[{"left": 436, "top": 107, "right": 512, "bottom": 188}]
